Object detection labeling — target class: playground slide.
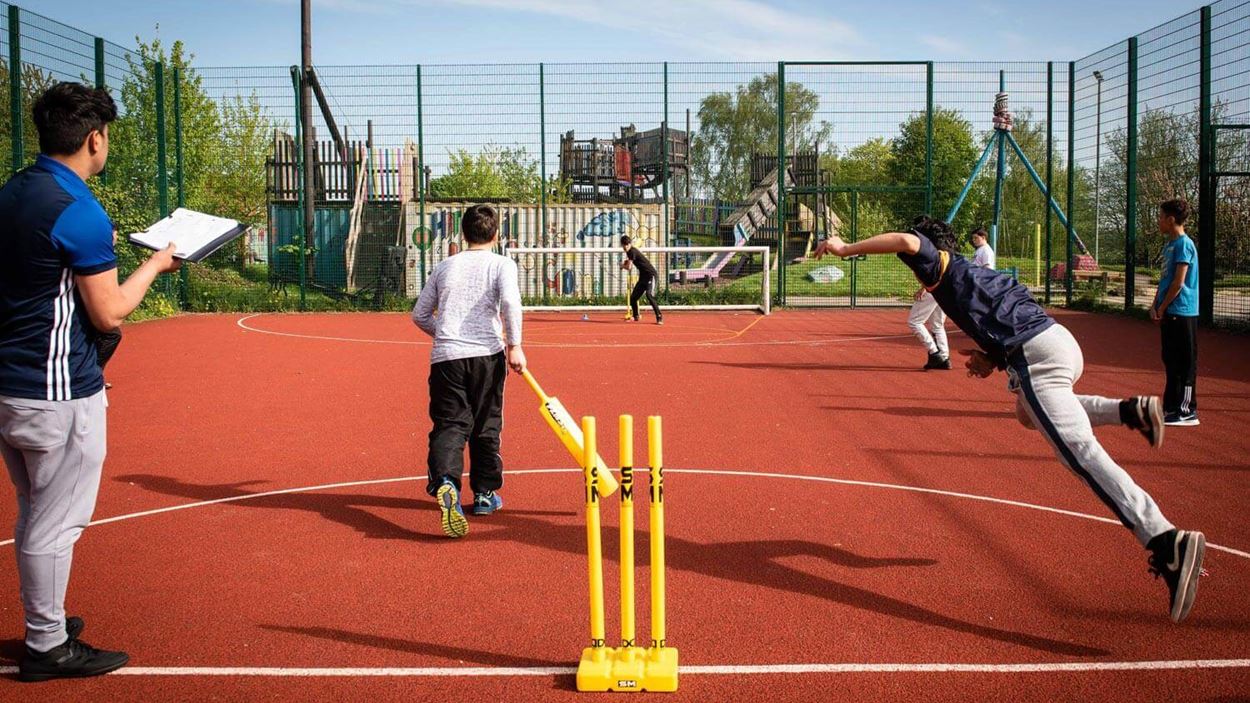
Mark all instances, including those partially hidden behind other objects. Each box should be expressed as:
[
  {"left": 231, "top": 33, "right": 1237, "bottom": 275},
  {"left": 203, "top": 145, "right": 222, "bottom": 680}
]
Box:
[{"left": 670, "top": 168, "right": 793, "bottom": 284}]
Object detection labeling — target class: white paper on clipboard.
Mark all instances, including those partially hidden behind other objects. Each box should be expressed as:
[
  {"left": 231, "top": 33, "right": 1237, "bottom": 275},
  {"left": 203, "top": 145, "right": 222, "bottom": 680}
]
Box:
[{"left": 129, "top": 208, "right": 245, "bottom": 262}]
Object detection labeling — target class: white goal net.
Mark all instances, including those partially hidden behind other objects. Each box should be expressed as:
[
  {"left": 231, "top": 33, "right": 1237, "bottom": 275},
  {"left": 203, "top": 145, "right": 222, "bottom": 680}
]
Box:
[{"left": 506, "top": 246, "right": 772, "bottom": 314}]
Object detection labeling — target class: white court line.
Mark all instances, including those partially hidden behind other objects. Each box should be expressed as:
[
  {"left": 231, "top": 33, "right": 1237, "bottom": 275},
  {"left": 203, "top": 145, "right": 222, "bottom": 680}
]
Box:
[
  {"left": 2, "top": 468, "right": 1247, "bottom": 560},
  {"left": 2, "top": 659, "right": 1250, "bottom": 677},
  {"left": 235, "top": 313, "right": 915, "bottom": 349},
  {"left": 1, "top": 469, "right": 1246, "bottom": 681}
]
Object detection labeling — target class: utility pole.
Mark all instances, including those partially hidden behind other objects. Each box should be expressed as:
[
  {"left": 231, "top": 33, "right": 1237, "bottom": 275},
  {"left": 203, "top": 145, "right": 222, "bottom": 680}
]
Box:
[{"left": 300, "top": 0, "right": 316, "bottom": 295}]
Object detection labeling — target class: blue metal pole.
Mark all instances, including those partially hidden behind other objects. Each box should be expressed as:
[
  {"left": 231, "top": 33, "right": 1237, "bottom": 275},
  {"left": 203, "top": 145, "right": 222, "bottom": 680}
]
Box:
[
  {"left": 1004, "top": 131, "right": 1087, "bottom": 249},
  {"left": 945, "top": 134, "right": 998, "bottom": 223}
]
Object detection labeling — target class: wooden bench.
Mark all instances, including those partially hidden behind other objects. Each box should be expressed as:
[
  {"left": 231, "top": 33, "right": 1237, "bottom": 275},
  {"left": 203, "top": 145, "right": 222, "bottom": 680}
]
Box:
[{"left": 1072, "top": 269, "right": 1126, "bottom": 295}]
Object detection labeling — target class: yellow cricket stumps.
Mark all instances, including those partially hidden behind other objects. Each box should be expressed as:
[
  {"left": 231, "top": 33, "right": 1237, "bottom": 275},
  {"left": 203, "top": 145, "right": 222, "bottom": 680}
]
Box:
[{"left": 577, "top": 415, "right": 678, "bottom": 693}]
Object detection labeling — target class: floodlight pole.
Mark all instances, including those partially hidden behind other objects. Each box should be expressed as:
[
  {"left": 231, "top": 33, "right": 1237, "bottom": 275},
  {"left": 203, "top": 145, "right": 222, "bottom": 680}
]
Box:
[{"left": 1093, "top": 70, "right": 1104, "bottom": 262}]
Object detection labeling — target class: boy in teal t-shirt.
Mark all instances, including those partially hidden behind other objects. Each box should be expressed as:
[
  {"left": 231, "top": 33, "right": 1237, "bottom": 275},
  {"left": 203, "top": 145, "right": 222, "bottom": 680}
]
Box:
[{"left": 1150, "top": 199, "right": 1199, "bottom": 426}]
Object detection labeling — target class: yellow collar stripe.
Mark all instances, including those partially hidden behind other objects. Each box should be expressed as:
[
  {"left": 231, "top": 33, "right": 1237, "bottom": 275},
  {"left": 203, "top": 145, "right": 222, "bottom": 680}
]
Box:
[{"left": 923, "top": 250, "right": 950, "bottom": 292}]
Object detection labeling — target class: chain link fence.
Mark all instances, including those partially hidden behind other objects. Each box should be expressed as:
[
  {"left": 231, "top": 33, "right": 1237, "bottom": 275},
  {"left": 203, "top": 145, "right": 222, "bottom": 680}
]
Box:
[
  {"left": 1, "top": 1, "right": 180, "bottom": 312},
  {"left": 3, "top": 0, "right": 1249, "bottom": 326},
  {"left": 1210, "top": 1, "right": 1250, "bottom": 325}
]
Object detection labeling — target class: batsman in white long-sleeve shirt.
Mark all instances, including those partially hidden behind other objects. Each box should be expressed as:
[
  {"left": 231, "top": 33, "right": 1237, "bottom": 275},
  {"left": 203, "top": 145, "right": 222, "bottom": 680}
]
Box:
[
  {"left": 411, "top": 204, "right": 525, "bottom": 537},
  {"left": 412, "top": 250, "right": 524, "bottom": 364}
]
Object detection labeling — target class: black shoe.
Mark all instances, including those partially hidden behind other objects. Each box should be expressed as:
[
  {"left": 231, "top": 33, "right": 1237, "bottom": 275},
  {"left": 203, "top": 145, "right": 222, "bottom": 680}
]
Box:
[
  {"left": 923, "top": 352, "right": 951, "bottom": 370},
  {"left": 1123, "top": 396, "right": 1165, "bottom": 449},
  {"left": 18, "top": 637, "right": 129, "bottom": 682},
  {"left": 1164, "top": 412, "right": 1200, "bottom": 427},
  {"left": 1147, "top": 529, "right": 1206, "bottom": 623},
  {"left": 66, "top": 616, "right": 84, "bottom": 641}
]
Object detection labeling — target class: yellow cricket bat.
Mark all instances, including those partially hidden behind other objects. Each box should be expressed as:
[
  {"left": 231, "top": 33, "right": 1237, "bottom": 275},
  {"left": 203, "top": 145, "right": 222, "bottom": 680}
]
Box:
[{"left": 521, "top": 369, "right": 619, "bottom": 497}]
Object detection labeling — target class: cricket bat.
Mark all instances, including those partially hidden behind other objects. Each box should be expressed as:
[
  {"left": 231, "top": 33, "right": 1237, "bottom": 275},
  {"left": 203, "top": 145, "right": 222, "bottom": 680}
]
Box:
[{"left": 520, "top": 369, "right": 619, "bottom": 497}]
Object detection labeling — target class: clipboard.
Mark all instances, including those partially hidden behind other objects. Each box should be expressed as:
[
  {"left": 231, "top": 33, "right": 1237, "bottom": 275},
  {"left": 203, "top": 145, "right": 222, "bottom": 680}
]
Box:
[{"left": 128, "top": 208, "right": 249, "bottom": 263}]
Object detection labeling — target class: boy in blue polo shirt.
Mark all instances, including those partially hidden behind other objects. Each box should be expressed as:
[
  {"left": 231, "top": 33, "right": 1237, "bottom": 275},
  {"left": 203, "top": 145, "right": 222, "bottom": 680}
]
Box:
[
  {"left": 0, "top": 83, "right": 179, "bottom": 681},
  {"left": 1150, "top": 199, "right": 1199, "bottom": 426},
  {"left": 813, "top": 215, "right": 1206, "bottom": 624}
]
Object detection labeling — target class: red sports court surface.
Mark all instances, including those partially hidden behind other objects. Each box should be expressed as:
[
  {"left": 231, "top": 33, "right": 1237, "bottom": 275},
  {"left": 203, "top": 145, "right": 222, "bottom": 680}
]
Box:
[{"left": 2, "top": 309, "right": 1249, "bottom": 701}]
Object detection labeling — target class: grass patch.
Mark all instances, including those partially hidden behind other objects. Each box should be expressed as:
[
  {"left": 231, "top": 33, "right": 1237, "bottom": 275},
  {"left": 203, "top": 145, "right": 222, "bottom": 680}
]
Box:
[
  {"left": 185, "top": 265, "right": 411, "bottom": 312},
  {"left": 1215, "top": 274, "right": 1250, "bottom": 289},
  {"left": 721, "top": 255, "right": 916, "bottom": 301}
]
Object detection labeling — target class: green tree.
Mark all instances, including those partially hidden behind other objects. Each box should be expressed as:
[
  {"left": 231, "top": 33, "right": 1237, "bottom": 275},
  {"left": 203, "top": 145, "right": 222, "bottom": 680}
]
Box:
[
  {"left": 106, "top": 38, "right": 222, "bottom": 226},
  {"left": 0, "top": 58, "right": 57, "bottom": 176},
  {"left": 429, "top": 145, "right": 552, "bottom": 203},
  {"left": 690, "top": 73, "right": 831, "bottom": 202},
  {"left": 889, "top": 107, "right": 980, "bottom": 231},
  {"left": 194, "top": 93, "right": 273, "bottom": 264},
  {"left": 985, "top": 110, "right": 1090, "bottom": 261},
  {"left": 1102, "top": 106, "right": 1202, "bottom": 268},
  {"left": 102, "top": 36, "right": 272, "bottom": 269},
  {"left": 1098, "top": 102, "right": 1249, "bottom": 273},
  {"left": 821, "top": 138, "right": 896, "bottom": 237},
  {"left": 826, "top": 137, "right": 893, "bottom": 187}
]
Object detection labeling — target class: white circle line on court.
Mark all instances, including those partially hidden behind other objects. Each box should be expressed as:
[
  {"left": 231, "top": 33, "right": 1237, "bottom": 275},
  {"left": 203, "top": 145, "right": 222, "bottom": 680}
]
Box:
[
  {"left": 2, "top": 468, "right": 1246, "bottom": 560},
  {"left": 2, "top": 469, "right": 1245, "bottom": 681},
  {"left": 234, "top": 313, "right": 916, "bottom": 349},
  {"left": 1, "top": 659, "right": 1250, "bottom": 677}
]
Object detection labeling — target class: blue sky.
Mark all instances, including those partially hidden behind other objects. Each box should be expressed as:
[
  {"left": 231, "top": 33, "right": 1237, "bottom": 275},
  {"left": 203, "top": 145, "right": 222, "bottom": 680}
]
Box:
[{"left": 27, "top": 0, "right": 1205, "bottom": 67}]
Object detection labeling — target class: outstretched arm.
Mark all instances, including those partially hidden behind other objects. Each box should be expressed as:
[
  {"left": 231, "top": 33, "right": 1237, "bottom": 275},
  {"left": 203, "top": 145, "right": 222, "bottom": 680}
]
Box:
[{"left": 812, "top": 232, "right": 922, "bottom": 259}]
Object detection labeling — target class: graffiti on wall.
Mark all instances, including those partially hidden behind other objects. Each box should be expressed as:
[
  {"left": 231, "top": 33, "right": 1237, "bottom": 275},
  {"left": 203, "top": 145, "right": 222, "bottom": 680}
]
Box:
[{"left": 575, "top": 210, "right": 635, "bottom": 241}]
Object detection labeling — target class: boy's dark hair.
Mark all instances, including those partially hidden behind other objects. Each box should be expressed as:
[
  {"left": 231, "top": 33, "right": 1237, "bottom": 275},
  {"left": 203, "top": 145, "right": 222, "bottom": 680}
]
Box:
[
  {"left": 620, "top": 235, "right": 632, "bottom": 246},
  {"left": 970, "top": 226, "right": 988, "bottom": 240},
  {"left": 461, "top": 204, "right": 498, "bottom": 244},
  {"left": 32, "top": 82, "right": 118, "bottom": 156},
  {"left": 1160, "top": 198, "right": 1191, "bottom": 225},
  {"left": 912, "top": 214, "right": 958, "bottom": 253}
]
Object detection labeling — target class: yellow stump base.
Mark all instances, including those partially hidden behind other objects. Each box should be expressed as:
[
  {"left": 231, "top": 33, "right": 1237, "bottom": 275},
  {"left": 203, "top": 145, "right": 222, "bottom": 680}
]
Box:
[{"left": 576, "top": 646, "right": 679, "bottom": 692}]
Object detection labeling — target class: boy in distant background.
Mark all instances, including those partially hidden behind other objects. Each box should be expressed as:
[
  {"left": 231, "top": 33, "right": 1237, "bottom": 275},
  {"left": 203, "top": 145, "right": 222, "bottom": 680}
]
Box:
[
  {"left": 1151, "top": 198, "right": 1200, "bottom": 427},
  {"left": 412, "top": 204, "right": 526, "bottom": 538},
  {"left": 907, "top": 282, "right": 950, "bottom": 370},
  {"left": 970, "top": 226, "right": 995, "bottom": 270}
]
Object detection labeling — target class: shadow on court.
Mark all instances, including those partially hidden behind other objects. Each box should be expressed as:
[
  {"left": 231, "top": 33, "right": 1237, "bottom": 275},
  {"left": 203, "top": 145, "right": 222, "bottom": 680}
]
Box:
[
  {"left": 690, "top": 360, "right": 925, "bottom": 374},
  {"left": 819, "top": 404, "right": 1017, "bottom": 420},
  {"left": 120, "top": 473, "right": 1108, "bottom": 658},
  {"left": 114, "top": 473, "right": 574, "bottom": 542}
]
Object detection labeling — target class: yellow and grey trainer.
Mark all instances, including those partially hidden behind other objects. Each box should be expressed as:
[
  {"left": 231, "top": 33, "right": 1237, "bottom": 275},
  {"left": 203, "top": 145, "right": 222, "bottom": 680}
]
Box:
[{"left": 436, "top": 480, "right": 468, "bottom": 538}]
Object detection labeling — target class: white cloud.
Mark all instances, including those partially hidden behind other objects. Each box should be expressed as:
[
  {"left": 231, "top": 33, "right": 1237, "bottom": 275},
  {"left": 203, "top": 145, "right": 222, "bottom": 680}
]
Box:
[
  {"left": 423, "top": 0, "right": 865, "bottom": 61},
  {"left": 257, "top": 0, "right": 398, "bottom": 14},
  {"left": 919, "top": 34, "right": 969, "bottom": 59}
]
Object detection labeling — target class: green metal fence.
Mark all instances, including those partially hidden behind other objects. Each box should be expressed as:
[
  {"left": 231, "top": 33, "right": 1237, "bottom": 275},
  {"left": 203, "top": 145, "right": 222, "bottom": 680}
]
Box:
[
  {"left": 0, "top": 1, "right": 181, "bottom": 309},
  {"left": 1210, "top": 1, "right": 1250, "bottom": 325},
  {"left": 4, "top": 0, "right": 1250, "bottom": 325}
]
